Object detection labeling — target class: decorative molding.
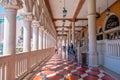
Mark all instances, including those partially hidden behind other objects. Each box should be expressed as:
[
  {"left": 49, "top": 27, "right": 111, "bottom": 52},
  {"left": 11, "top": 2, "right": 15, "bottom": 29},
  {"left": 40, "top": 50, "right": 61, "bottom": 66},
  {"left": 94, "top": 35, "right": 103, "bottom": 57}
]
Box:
[
  {"left": 21, "top": 13, "right": 33, "bottom": 21},
  {"left": 0, "top": 0, "right": 23, "bottom": 9}
]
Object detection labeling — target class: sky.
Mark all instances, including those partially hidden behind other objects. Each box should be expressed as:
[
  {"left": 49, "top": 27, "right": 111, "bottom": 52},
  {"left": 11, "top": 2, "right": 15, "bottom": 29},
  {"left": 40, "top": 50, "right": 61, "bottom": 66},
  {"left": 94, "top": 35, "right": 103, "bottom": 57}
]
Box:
[{"left": 0, "top": 5, "right": 4, "bottom": 14}]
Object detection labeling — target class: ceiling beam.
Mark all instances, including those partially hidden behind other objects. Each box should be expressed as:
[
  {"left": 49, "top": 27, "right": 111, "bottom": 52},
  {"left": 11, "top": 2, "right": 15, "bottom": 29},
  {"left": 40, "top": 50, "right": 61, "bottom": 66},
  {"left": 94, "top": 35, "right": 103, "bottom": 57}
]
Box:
[
  {"left": 72, "top": 0, "right": 85, "bottom": 21},
  {"left": 56, "top": 30, "right": 69, "bottom": 32},
  {"left": 55, "top": 26, "right": 86, "bottom": 28},
  {"left": 53, "top": 18, "right": 88, "bottom": 22},
  {"left": 44, "top": 0, "right": 57, "bottom": 31},
  {"left": 57, "top": 34, "right": 67, "bottom": 36},
  {"left": 56, "top": 29, "right": 81, "bottom": 32}
]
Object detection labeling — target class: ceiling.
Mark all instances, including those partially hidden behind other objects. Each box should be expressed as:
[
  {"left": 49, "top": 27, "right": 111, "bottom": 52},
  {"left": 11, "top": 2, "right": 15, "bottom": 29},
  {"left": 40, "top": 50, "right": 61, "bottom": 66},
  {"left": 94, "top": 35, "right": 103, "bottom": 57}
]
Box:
[{"left": 45, "top": 0, "right": 118, "bottom": 36}]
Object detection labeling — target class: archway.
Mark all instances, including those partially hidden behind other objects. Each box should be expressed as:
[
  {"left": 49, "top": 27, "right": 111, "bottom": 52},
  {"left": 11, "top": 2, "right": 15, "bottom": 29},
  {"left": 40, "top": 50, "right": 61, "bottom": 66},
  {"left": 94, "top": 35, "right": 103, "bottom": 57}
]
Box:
[{"left": 103, "top": 13, "right": 120, "bottom": 40}]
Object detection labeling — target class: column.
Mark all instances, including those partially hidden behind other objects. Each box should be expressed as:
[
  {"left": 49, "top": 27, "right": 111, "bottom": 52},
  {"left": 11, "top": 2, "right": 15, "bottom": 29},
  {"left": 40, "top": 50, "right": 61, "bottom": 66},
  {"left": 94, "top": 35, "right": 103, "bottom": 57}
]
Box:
[
  {"left": 2, "top": 1, "right": 22, "bottom": 55},
  {"left": 68, "top": 28, "right": 71, "bottom": 44},
  {"left": 46, "top": 32, "right": 48, "bottom": 48},
  {"left": 22, "top": 13, "right": 33, "bottom": 52},
  {"left": 1, "top": 1, "right": 22, "bottom": 80},
  {"left": 3, "top": 8, "right": 17, "bottom": 55},
  {"left": 43, "top": 30, "right": 46, "bottom": 49},
  {"left": 72, "top": 22, "right": 75, "bottom": 45},
  {"left": 32, "top": 21, "right": 40, "bottom": 50},
  {"left": 87, "top": 0, "right": 98, "bottom": 67},
  {"left": 39, "top": 27, "right": 43, "bottom": 49}
]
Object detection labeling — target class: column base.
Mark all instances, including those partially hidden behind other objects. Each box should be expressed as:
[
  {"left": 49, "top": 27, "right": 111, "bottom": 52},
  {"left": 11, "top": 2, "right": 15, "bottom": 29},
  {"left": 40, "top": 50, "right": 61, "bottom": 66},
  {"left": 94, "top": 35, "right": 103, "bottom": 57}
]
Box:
[{"left": 88, "top": 53, "right": 98, "bottom": 67}]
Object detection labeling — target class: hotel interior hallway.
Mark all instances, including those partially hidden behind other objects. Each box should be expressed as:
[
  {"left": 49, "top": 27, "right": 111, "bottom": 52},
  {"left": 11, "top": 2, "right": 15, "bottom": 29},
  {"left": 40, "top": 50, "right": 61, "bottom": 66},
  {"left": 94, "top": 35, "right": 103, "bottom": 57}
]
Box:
[{"left": 27, "top": 52, "right": 116, "bottom": 80}]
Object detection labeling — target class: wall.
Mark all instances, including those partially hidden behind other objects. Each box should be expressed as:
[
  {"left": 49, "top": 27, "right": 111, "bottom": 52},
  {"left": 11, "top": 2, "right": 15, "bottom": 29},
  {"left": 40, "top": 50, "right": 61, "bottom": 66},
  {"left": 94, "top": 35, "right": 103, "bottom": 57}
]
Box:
[{"left": 96, "top": 1, "right": 120, "bottom": 30}]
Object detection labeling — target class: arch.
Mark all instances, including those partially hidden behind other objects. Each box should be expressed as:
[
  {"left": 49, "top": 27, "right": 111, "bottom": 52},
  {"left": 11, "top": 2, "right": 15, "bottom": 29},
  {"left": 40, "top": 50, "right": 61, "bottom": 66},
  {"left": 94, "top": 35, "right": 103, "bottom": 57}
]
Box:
[{"left": 103, "top": 13, "right": 120, "bottom": 31}]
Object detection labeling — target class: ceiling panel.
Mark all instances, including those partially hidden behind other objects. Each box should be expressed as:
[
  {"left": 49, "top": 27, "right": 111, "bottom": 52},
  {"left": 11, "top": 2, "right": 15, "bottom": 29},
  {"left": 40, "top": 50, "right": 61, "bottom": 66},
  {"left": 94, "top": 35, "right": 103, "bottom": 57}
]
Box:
[
  {"left": 55, "top": 20, "right": 71, "bottom": 26},
  {"left": 57, "top": 32, "right": 67, "bottom": 34},
  {"left": 56, "top": 28, "right": 69, "bottom": 31},
  {"left": 75, "top": 20, "right": 88, "bottom": 26},
  {"left": 77, "top": 0, "right": 117, "bottom": 18},
  {"left": 49, "top": 0, "right": 79, "bottom": 18}
]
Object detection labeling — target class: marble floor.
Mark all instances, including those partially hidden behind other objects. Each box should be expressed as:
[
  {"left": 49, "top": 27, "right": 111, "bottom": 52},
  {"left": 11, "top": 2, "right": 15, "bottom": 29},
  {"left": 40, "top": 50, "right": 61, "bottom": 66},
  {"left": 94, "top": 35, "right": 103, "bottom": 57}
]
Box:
[{"left": 31, "top": 53, "right": 116, "bottom": 80}]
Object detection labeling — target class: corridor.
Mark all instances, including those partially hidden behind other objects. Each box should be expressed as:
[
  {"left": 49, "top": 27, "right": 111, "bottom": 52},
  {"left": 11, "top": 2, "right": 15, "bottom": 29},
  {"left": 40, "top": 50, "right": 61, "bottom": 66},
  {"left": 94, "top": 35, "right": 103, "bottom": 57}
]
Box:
[{"left": 31, "top": 53, "right": 115, "bottom": 80}]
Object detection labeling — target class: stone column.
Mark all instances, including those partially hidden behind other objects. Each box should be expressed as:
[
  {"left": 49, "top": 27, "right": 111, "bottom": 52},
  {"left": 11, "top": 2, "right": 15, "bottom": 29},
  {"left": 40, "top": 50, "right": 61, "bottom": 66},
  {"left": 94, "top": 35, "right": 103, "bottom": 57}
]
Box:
[
  {"left": 45, "top": 32, "right": 48, "bottom": 48},
  {"left": 39, "top": 27, "right": 43, "bottom": 49},
  {"left": 68, "top": 28, "right": 71, "bottom": 44},
  {"left": 0, "top": 1, "right": 22, "bottom": 80},
  {"left": 21, "top": 13, "right": 33, "bottom": 52},
  {"left": 32, "top": 21, "right": 40, "bottom": 50},
  {"left": 3, "top": 8, "right": 17, "bottom": 55},
  {"left": 2, "top": 1, "right": 22, "bottom": 55},
  {"left": 72, "top": 22, "right": 75, "bottom": 45},
  {"left": 87, "top": 0, "right": 98, "bottom": 67},
  {"left": 43, "top": 30, "right": 46, "bottom": 49}
]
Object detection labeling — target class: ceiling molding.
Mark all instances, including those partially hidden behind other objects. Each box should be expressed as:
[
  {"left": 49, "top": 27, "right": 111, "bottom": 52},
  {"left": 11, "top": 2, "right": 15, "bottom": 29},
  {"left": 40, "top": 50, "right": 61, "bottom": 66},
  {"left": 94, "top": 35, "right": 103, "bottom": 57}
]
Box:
[{"left": 72, "top": 0, "right": 85, "bottom": 21}]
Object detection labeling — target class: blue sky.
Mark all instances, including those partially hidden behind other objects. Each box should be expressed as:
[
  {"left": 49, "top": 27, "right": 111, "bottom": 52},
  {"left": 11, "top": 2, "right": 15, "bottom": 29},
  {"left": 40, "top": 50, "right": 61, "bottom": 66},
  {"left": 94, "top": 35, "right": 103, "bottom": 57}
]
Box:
[{"left": 0, "top": 5, "right": 4, "bottom": 14}]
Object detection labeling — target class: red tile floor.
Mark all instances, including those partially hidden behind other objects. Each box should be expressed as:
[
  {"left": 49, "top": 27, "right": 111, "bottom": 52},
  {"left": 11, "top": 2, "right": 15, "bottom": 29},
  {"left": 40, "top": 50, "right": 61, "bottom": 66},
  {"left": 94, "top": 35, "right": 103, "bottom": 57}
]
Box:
[{"left": 31, "top": 53, "right": 116, "bottom": 80}]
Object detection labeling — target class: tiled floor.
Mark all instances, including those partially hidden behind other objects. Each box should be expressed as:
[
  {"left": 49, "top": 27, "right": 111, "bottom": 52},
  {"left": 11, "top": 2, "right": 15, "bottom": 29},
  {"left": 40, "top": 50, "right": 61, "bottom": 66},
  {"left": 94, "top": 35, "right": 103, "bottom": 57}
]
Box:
[{"left": 32, "top": 53, "right": 116, "bottom": 80}]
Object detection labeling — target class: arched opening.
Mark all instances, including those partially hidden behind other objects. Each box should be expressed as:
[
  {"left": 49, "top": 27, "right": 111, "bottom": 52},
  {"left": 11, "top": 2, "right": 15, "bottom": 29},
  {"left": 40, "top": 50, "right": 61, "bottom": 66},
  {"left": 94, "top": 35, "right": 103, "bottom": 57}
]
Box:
[
  {"left": 0, "top": 5, "right": 4, "bottom": 55},
  {"left": 103, "top": 13, "right": 120, "bottom": 40}
]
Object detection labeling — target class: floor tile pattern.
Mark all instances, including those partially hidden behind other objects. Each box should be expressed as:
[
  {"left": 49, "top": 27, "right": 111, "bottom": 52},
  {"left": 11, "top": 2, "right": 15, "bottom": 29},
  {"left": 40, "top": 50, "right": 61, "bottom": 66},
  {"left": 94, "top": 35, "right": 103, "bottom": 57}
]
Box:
[{"left": 32, "top": 54, "right": 116, "bottom": 80}]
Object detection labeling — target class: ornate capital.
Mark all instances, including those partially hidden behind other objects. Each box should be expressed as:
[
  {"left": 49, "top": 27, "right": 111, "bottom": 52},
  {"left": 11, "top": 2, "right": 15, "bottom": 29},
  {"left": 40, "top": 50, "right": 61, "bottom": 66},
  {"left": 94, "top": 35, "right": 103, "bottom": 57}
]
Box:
[
  {"left": 32, "top": 20, "right": 40, "bottom": 28},
  {"left": 0, "top": 0, "right": 23, "bottom": 9},
  {"left": 21, "top": 13, "right": 33, "bottom": 21},
  {"left": 39, "top": 26, "right": 45, "bottom": 31}
]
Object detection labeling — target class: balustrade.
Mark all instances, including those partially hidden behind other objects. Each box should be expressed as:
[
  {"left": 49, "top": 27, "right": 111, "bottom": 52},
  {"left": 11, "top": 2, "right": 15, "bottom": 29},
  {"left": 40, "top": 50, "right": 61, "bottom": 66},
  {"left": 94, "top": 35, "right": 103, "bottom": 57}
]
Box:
[
  {"left": 97, "top": 39, "right": 120, "bottom": 74},
  {"left": 0, "top": 48, "right": 54, "bottom": 80}
]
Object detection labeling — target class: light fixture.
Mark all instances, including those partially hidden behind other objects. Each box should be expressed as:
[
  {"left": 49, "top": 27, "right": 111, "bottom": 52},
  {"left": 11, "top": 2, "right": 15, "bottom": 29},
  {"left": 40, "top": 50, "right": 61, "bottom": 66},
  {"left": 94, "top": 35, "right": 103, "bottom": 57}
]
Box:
[
  {"left": 105, "top": 0, "right": 110, "bottom": 16},
  {"left": 62, "top": 0, "right": 67, "bottom": 38},
  {"left": 63, "top": 7, "right": 67, "bottom": 17}
]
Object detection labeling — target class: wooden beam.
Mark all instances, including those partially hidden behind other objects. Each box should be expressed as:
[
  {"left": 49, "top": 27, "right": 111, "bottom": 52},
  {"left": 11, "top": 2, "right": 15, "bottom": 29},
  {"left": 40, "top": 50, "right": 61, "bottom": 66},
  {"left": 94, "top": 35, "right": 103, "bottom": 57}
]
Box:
[
  {"left": 44, "top": 0, "right": 57, "bottom": 31},
  {"left": 73, "top": 0, "right": 85, "bottom": 21},
  {"left": 56, "top": 26, "right": 86, "bottom": 28},
  {"left": 56, "top": 26, "right": 71, "bottom": 28},
  {"left": 56, "top": 29, "right": 81, "bottom": 32},
  {"left": 57, "top": 34, "right": 67, "bottom": 36},
  {"left": 53, "top": 18, "right": 72, "bottom": 22},
  {"left": 53, "top": 18, "right": 87, "bottom": 22},
  {"left": 57, "top": 30, "right": 68, "bottom": 32}
]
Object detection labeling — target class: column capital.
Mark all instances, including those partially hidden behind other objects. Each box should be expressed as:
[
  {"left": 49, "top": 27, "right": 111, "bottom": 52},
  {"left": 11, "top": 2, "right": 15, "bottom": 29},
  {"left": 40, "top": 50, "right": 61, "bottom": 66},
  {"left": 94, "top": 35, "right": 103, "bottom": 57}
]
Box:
[
  {"left": 21, "top": 12, "right": 33, "bottom": 21},
  {"left": 39, "top": 26, "right": 45, "bottom": 31},
  {"left": 0, "top": 0, "right": 23, "bottom": 9},
  {"left": 32, "top": 20, "right": 40, "bottom": 28}
]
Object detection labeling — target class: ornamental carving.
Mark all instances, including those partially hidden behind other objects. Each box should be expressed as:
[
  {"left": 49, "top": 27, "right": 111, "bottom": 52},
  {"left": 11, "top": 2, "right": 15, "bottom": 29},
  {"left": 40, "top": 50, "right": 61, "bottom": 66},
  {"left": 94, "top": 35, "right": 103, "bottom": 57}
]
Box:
[{"left": 0, "top": 0, "right": 23, "bottom": 9}]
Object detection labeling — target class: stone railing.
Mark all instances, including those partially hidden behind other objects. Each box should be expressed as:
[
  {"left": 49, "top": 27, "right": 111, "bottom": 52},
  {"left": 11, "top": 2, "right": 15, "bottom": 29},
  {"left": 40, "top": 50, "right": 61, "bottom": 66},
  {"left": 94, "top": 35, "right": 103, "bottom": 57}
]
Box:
[
  {"left": 0, "top": 48, "right": 54, "bottom": 80},
  {"left": 97, "top": 39, "right": 120, "bottom": 74}
]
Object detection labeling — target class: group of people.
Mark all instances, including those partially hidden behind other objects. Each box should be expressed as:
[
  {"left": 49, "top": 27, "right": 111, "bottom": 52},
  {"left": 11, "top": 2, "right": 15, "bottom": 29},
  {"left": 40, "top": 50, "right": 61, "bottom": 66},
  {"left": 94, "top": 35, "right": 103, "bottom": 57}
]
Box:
[{"left": 54, "top": 43, "right": 77, "bottom": 61}]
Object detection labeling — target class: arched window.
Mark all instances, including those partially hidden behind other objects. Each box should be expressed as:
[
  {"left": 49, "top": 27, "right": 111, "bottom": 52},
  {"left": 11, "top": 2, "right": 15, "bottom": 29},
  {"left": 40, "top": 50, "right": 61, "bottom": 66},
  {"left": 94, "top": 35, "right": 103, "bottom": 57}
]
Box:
[
  {"left": 0, "top": 5, "right": 5, "bottom": 55},
  {"left": 105, "top": 15, "right": 119, "bottom": 30}
]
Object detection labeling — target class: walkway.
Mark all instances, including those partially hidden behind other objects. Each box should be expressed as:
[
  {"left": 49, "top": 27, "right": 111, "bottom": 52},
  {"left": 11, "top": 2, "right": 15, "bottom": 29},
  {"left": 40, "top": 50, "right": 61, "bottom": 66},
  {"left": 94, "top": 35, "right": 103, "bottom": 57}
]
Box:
[{"left": 31, "top": 53, "right": 115, "bottom": 80}]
